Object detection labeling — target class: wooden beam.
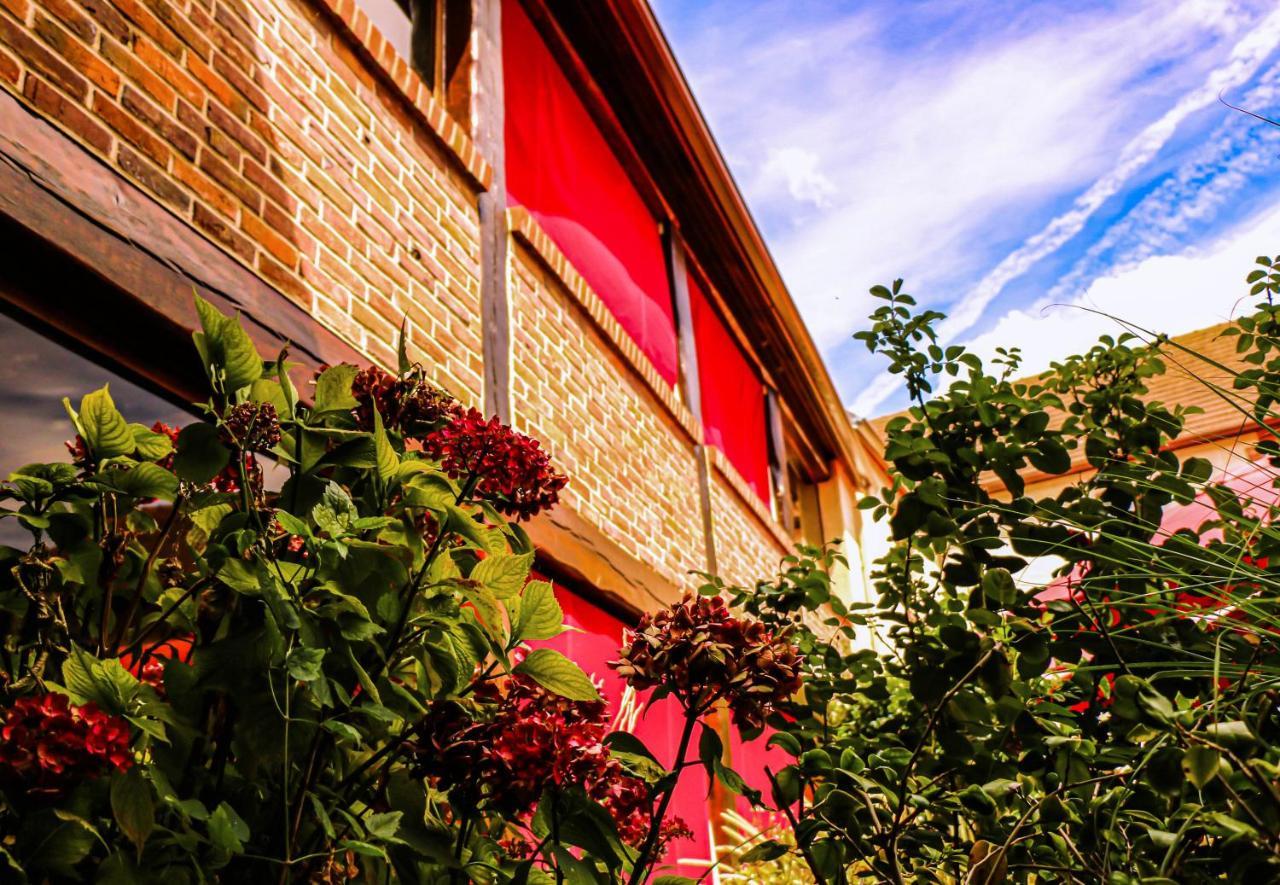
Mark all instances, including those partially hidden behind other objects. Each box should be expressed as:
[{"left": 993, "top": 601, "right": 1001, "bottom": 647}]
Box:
[
  {"left": 475, "top": 0, "right": 511, "bottom": 421},
  {"left": 665, "top": 226, "right": 717, "bottom": 575},
  {"left": 0, "top": 89, "right": 361, "bottom": 399},
  {"left": 766, "top": 387, "right": 793, "bottom": 532}
]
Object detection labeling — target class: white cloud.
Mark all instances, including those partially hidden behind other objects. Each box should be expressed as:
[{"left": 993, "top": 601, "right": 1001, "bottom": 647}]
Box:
[
  {"left": 760, "top": 147, "right": 837, "bottom": 209},
  {"left": 958, "top": 200, "right": 1280, "bottom": 379},
  {"left": 673, "top": 0, "right": 1268, "bottom": 350},
  {"left": 845, "top": 3, "right": 1280, "bottom": 415}
]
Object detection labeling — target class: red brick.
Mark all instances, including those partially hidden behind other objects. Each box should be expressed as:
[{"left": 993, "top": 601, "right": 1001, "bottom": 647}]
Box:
[
  {"left": 263, "top": 200, "right": 311, "bottom": 253},
  {"left": 212, "top": 2, "right": 255, "bottom": 56},
  {"left": 121, "top": 85, "right": 197, "bottom": 160},
  {"left": 141, "top": 0, "right": 210, "bottom": 60},
  {"left": 0, "top": 0, "right": 28, "bottom": 22},
  {"left": 0, "top": 13, "right": 88, "bottom": 100},
  {"left": 117, "top": 142, "right": 189, "bottom": 211},
  {"left": 101, "top": 37, "right": 177, "bottom": 110},
  {"left": 243, "top": 156, "right": 296, "bottom": 213},
  {"left": 42, "top": 0, "right": 96, "bottom": 41},
  {"left": 198, "top": 147, "right": 261, "bottom": 213},
  {"left": 172, "top": 153, "right": 236, "bottom": 217},
  {"left": 188, "top": 53, "right": 247, "bottom": 119},
  {"left": 243, "top": 209, "right": 298, "bottom": 269},
  {"left": 208, "top": 99, "right": 265, "bottom": 165},
  {"left": 92, "top": 91, "right": 169, "bottom": 165},
  {"left": 0, "top": 45, "right": 17, "bottom": 85},
  {"left": 22, "top": 75, "right": 111, "bottom": 153},
  {"left": 211, "top": 50, "right": 267, "bottom": 115},
  {"left": 33, "top": 13, "right": 120, "bottom": 95},
  {"left": 207, "top": 125, "right": 240, "bottom": 164},
  {"left": 114, "top": 0, "right": 182, "bottom": 59},
  {"left": 192, "top": 201, "right": 253, "bottom": 263},
  {"left": 134, "top": 36, "right": 202, "bottom": 107},
  {"left": 77, "top": 0, "right": 132, "bottom": 43},
  {"left": 257, "top": 252, "right": 309, "bottom": 305}
]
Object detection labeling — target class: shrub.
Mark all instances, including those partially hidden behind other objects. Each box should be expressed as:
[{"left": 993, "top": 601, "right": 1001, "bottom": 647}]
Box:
[
  {"left": 727, "top": 265, "right": 1280, "bottom": 883},
  {"left": 0, "top": 297, "right": 785, "bottom": 883}
]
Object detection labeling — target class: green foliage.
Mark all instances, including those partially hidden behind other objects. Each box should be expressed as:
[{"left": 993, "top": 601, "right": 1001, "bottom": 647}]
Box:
[
  {"left": 0, "top": 298, "right": 720, "bottom": 884},
  {"left": 729, "top": 267, "right": 1280, "bottom": 883}
]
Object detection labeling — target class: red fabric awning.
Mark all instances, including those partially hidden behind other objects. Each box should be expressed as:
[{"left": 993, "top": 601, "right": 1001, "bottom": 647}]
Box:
[
  {"left": 689, "top": 270, "right": 771, "bottom": 505},
  {"left": 503, "top": 1, "right": 678, "bottom": 386},
  {"left": 534, "top": 579, "right": 713, "bottom": 873}
]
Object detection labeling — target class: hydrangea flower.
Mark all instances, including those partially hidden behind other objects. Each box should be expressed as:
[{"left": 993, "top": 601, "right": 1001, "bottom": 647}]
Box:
[
  {"left": 611, "top": 594, "right": 803, "bottom": 731},
  {"left": 423, "top": 409, "right": 568, "bottom": 521},
  {"left": 350, "top": 366, "right": 458, "bottom": 435},
  {"left": 415, "top": 674, "right": 690, "bottom": 854},
  {"left": 0, "top": 693, "right": 132, "bottom": 799}
]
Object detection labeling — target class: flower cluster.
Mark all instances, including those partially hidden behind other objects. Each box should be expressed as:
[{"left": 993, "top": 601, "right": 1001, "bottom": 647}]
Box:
[
  {"left": 153, "top": 422, "right": 262, "bottom": 496},
  {"left": 612, "top": 594, "right": 803, "bottom": 731},
  {"left": 350, "top": 366, "right": 458, "bottom": 435},
  {"left": 423, "top": 409, "right": 568, "bottom": 520},
  {"left": 414, "top": 674, "right": 690, "bottom": 853},
  {"left": 0, "top": 693, "right": 132, "bottom": 799},
  {"left": 221, "top": 401, "right": 282, "bottom": 452}
]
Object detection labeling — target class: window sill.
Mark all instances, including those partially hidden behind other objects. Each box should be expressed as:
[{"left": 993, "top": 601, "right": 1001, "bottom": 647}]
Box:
[
  {"left": 507, "top": 205, "right": 702, "bottom": 445},
  {"left": 314, "top": 0, "right": 492, "bottom": 191},
  {"left": 705, "top": 444, "right": 795, "bottom": 553}
]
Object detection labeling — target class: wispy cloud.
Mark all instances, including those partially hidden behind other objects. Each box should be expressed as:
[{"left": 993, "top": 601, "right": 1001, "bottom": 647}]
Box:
[{"left": 655, "top": 0, "right": 1280, "bottom": 416}]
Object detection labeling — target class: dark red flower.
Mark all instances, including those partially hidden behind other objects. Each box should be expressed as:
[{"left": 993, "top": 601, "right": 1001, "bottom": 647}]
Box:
[
  {"left": 222, "top": 401, "right": 282, "bottom": 453},
  {"left": 423, "top": 409, "right": 568, "bottom": 520},
  {"left": 350, "top": 366, "right": 458, "bottom": 435},
  {"left": 611, "top": 594, "right": 803, "bottom": 731},
  {"left": 0, "top": 693, "right": 132, "bottom": 800},
  {"left": 414, "top": 674, "right": 689, "bottom": 852}
]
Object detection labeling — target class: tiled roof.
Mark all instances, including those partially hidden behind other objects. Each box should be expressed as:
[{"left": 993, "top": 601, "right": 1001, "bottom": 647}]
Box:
[{"left": 868, "top": 320, "right": 1260, "bottom": 475}]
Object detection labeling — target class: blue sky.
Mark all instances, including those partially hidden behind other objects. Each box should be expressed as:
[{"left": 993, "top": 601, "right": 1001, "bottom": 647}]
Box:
[{"left": 650, "top": 0, "right": 1280, "bottom": 416}]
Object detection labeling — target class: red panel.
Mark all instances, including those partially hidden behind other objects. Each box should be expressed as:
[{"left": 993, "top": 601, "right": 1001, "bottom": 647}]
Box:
[
  {"left": 689, "top": 271, "right": 771, "bottom": 504},
  {"left": 536, "top": 580, "right": 713, "bottom": 875},
  {"left": 503, "top": 1, "right": 678, "bottom": 385}
]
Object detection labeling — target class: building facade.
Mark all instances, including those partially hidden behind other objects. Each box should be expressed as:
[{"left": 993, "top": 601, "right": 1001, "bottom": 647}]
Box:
[{"left": 0, "top": 0, "right": 887, "bottom": 871}]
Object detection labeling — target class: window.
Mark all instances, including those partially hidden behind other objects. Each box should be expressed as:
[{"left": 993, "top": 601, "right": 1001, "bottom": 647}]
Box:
[
  {"left": 503, "top": 0, "right": 679, "bottom": 386},
  {"left": 355, "top": 0, "right": 474, "bottom": 127},
  {"left": 0, "top": 310, "right": 189, "bottom": 545},
  {"left": 688, "top": 271, "right": 771, "bottom": 506}
]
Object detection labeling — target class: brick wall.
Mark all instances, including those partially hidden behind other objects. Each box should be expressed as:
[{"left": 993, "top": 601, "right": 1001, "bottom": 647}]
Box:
[
  {"left": 0, "top": 0, "right": 810, "bottom": 605},
  {"left": 707, "top": 448, "right": 790, "bottom": 589},
  {"left": 0, "top": 0, "right": 486, "bottom": 401},
  {"left": 507, "top": 211, "right": 708, "bottom": 590}
]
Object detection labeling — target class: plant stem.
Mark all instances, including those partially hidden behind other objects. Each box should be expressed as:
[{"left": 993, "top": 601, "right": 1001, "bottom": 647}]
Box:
[
  {"left": 627, "top": 709, "right": 700, "bottom": 885},
  {"left": 112, "top": 494, "right": 185, "bottom": 650}
]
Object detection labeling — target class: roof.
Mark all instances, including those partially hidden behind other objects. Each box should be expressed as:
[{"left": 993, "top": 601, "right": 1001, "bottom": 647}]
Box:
[
  {"left": 537, "top": 0, "right": 861, "bottom": 479},
  {"left": 868, "top": 320, "right": 1261, "bottom": 480}
]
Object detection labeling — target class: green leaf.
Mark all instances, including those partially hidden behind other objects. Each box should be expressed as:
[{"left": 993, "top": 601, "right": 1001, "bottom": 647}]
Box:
[
  {"left": 79, "top": 386, "right": 135, "bottom": 458},
  {"left": 130, "top": 424, "right": 174, "bottom": 461},
  {"left": 471, "top": 551, "right": 534, "bottom": 599},
  {"left": 372, "top": 406, "right": 399, "bottom": 484},
  {"left": 193, "top": 296, "right": 263, "bottom": 393},
  {"left": 1183, "top": 746, "right": 1221, "bottom": 789},
  {"left": 174, "top": 422, "right": 231, "bottom": 484},
  {"left": 365, "top": 810, "right": 403, "bottom": 843},
  {"left": 737, "top": 841, "right": 788, "bottom": 864},
  {"left": 208, "top": 802, "right": 249, "bottom": 854},
  {"left": 110, "top": 768, "right": 155, "bottom": 850},
  {"left": 313, "top": 363, "right": 359, "bottom": 413},
  {"left": 397, "top": 318, "right": 412, "bottom": 375},
  {"left": 514, "top": 580, "right": 564, "bottom": 641},
  {"left": 313, "top": 481, "right": 356, "bottom": 536},
  {"left": 62, "top": 645, "right": 136, "bottom": 715},
  {"left": 285, "top": 647, "right": 325, "bottom": 682},
  {"left": 653, "top": 877, "right": 698, "bottom": 885},
  {"left": 102, "top": 463, "right": 178, "bottom": 501},
  {"left": 514, "top": 648, "right": 599, "bottom": 701}
]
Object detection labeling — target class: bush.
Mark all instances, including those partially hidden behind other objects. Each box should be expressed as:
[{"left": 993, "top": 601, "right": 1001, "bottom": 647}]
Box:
[
  {"left": 0, "top": 298, "right": 790, "bottom": 884},
  {"left": 727, "top": 265, "right": 1280, "bottom": 883}
]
